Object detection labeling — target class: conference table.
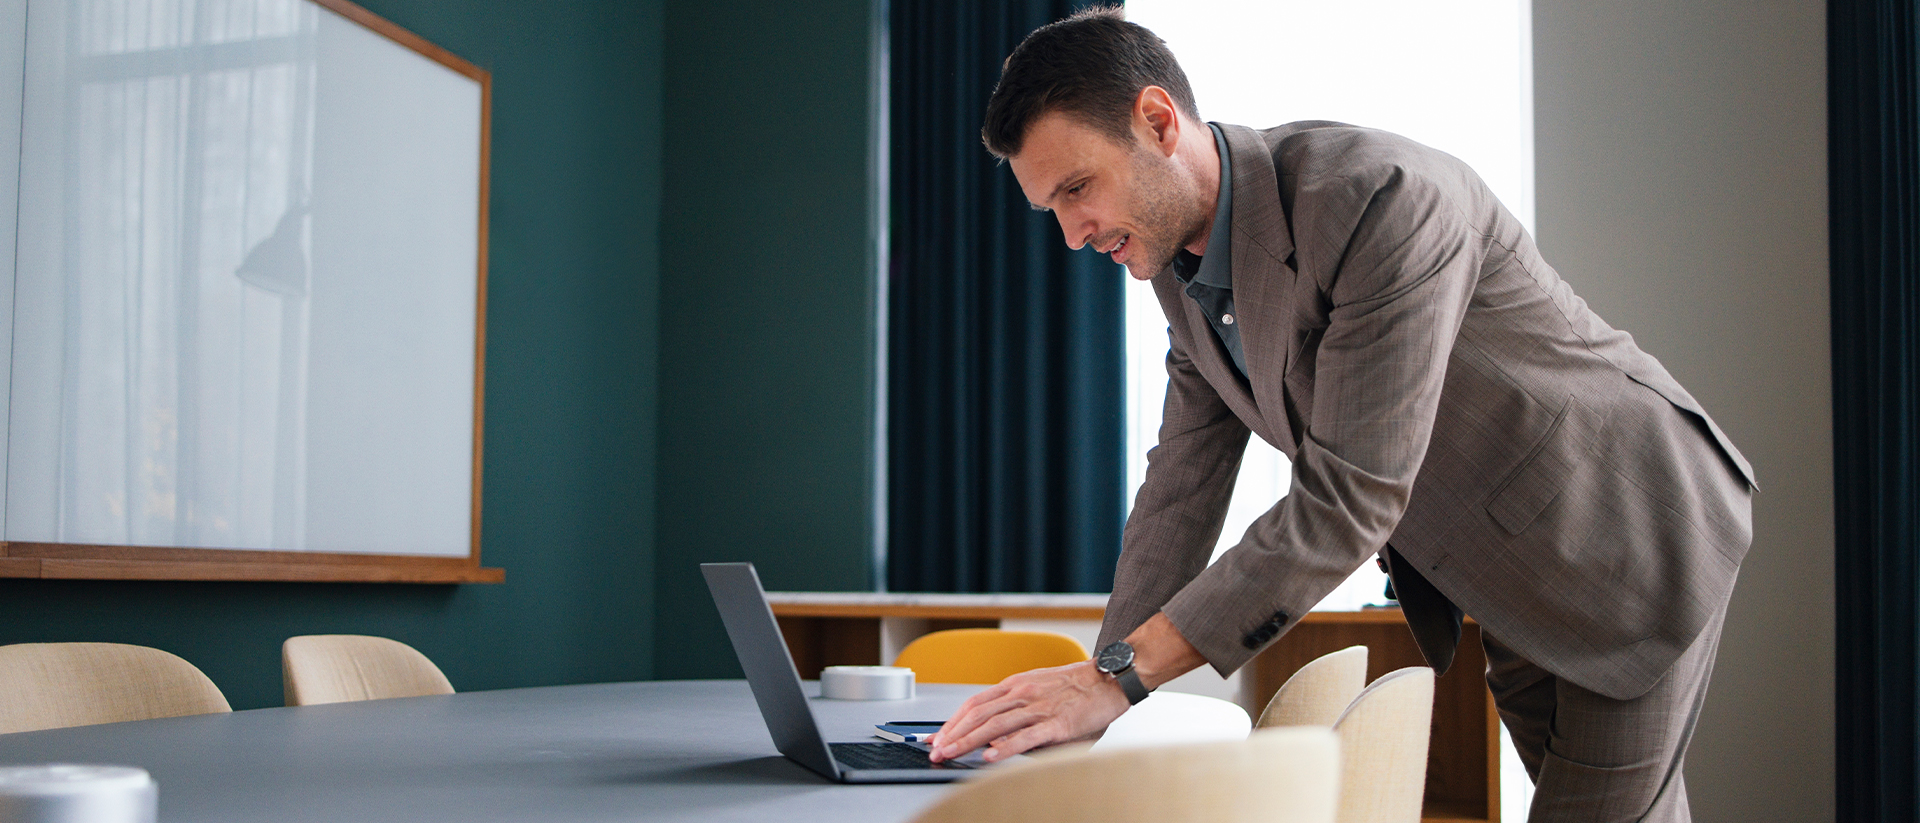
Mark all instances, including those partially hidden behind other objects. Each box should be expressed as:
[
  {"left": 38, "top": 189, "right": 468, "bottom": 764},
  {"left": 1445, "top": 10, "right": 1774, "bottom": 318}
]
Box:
[{"left": 0, "top": 680, "right": 994, "bottom": 823}]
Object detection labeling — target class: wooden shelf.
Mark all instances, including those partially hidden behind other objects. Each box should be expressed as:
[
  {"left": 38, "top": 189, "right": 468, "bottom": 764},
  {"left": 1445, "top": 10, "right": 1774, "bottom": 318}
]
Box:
[
  {"left": 766, "top": 592, "right": 1107, "bottom": 620},
  {"left": 769, "top": 596, "right": 1499, "bottom": 823}
]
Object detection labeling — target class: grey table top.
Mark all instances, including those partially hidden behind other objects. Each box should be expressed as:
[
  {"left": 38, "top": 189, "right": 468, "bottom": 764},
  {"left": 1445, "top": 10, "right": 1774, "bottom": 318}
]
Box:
[{"left": 0, "top": 680, "right": 986, "bottom": 823}]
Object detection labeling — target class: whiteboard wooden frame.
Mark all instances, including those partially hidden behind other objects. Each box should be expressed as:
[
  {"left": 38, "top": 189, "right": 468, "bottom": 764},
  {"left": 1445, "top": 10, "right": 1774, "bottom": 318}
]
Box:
[{"left": 0, "top": 0, "right": 498, "bottom": 584}]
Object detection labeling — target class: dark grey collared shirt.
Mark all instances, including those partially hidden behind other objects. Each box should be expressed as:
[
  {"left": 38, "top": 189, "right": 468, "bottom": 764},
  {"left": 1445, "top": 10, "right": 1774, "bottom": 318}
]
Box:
[{"left": 1170, "top": 123, "right": 1245, "bottom": 379}]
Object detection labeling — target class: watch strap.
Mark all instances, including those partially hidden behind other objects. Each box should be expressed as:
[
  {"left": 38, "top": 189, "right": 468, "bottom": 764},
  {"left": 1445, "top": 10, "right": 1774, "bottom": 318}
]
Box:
[{"left": 1115, "top": 666, "right": 1150, "bottom": 705}]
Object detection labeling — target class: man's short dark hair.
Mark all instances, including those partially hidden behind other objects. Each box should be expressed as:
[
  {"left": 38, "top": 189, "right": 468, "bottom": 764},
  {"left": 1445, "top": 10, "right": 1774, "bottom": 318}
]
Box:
[{"left": 981, "top": 6, "right": 1200, "bottom": 159}]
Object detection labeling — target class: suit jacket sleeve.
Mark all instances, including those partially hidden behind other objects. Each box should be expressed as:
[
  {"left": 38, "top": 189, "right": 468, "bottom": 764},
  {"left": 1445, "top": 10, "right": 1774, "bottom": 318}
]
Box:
[
  {"left": 1096, "top": 321, "right": 1253, "bottom": 650},
  {"left": 1155, "top": 161, "right": 1483, "bottom": 675}
]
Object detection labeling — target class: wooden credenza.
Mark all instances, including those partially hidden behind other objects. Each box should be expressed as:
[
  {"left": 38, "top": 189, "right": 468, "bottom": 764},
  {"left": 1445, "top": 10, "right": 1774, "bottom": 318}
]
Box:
[{"left": 767, "top": 593, "right": 1499, "bottom": 823}]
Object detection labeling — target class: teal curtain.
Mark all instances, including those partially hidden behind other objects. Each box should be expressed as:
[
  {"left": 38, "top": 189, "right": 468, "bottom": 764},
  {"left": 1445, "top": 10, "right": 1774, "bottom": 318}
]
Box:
[
  {"left": 886, "top": 0, "right": 1124, "bottom": 593},
  {"left": 1831, "top": 0, "right": 1920, "bottom": 819}
]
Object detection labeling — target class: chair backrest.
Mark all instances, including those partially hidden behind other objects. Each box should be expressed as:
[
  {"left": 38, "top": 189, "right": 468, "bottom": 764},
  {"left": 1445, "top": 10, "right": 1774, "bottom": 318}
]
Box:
[
  {"left": 1093, "top": 691, "right": 1252, "bottom": 752},
  {"left": 1257, "top": 645, "right": 1369, "bottom": 729},
  {"left": 0, "top": 642, "right": 232, "bottom": 734},
  {"left": 910, "top": 726, "right": 1340, "bottom": 823},
  {"left": 891, "top": 628, "right": 1088, "bottom": 685},
  {"left": 282, "top": 635, "right": 454, "bottom": 706},
  {"left": 1331, "top": 666, "right": 1435, "bottom": 823}
]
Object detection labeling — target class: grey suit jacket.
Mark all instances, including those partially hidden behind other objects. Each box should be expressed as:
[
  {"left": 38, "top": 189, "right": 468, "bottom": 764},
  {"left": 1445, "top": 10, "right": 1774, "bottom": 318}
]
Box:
[{"left": 1096, "top": 122, "right": 1755, "bottom": 701}]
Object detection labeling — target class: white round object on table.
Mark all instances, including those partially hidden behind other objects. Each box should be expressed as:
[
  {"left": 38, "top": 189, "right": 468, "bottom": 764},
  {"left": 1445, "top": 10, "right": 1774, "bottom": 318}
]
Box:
[
  {"left": 819, "top": 665, "right": 915, "bottom": 700},
  {"left": 0, "top": 765, "right": 157, "bottom": 823}
]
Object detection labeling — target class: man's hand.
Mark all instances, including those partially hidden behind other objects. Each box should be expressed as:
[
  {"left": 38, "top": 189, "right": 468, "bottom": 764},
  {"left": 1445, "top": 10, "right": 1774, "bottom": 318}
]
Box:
[
  {"left": 925, "top": 660, "right": 1129, "bottom": 763},
  {"left": 926, "top": 612, "right": 1208, "bottom": 763}
]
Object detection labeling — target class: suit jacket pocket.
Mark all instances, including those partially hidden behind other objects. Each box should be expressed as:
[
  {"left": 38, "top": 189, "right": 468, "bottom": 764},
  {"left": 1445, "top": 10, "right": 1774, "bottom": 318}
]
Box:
[{"left": 1485, "top": 395, "right": 1606, "bottom": 535}]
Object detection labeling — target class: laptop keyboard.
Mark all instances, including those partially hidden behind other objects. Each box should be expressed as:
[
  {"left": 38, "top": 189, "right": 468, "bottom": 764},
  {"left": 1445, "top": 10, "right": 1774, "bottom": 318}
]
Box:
[{"left": 830, "top": 742, "right": 974, "bottom": 770}]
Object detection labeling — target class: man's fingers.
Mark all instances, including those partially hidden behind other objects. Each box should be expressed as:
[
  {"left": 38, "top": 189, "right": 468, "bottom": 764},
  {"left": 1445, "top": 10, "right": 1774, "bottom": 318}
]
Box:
[
  {"left": 926, "top": 662, "right": 1116, "bottom": 763},
  {"left": 982, "top": 719, "right": 1062, "bottom": 762},
  {"left": 930, "top": 683, "right": 1011, "bottom": 740},
  {"left": 928, "top": 683, "right": 1019, "bottom": 760},
  {"left": 931, "top": 698, "right": 995, "bottom": 750},
  {"left": 933, "top": 671, "right": 1077, "bottom": 758},
  {"left": 938, "top": 703, "right": 1045, "bottom": 760},
  {"left": 931, "top": 699, "right": 1030, "bottom": 759}
]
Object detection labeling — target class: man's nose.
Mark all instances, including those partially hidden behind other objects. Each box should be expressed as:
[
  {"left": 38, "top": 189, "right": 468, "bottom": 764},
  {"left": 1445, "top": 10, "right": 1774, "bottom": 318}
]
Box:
[{"left": 1059, "top": 213, "right": 1089, "bottom": 250}]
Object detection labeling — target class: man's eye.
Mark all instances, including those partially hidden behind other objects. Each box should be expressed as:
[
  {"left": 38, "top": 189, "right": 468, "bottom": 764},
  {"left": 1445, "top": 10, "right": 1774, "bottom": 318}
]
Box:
[{"left": 1068, "top": 183, "right": 1086, "bottom": 196}]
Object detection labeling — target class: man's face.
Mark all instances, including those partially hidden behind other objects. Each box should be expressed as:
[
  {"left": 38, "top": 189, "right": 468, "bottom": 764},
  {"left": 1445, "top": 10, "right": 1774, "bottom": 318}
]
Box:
[{"left": 1008, "top": 111, "right": 1206, "bottom": 281}]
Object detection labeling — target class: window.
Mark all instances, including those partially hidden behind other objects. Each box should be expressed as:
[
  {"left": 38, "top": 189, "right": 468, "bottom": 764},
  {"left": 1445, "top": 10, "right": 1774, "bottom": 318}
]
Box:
[
  {"left": 1120, "top": 3, "right": 1535, "bottom": 815},
  {"left": 1123, "top": 0, "right": 1535, "bottom": 610}
]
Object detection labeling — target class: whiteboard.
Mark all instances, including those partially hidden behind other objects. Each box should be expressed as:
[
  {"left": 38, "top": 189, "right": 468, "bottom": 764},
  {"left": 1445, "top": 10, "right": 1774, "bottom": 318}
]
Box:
[{"left": 5, "top": 0, "right": 486, "bottom": 563}]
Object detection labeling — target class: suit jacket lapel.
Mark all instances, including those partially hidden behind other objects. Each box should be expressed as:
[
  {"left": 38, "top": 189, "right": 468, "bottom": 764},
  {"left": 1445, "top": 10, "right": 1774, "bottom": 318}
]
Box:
[{"left": 1217, "top": 123, "right": 1302, "bottom": 456}]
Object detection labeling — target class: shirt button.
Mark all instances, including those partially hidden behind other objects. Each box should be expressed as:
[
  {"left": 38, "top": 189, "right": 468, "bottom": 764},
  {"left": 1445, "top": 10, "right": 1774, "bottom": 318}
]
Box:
[{"left": 1221, "top": 314, "right": 1235, "bottom": 325}]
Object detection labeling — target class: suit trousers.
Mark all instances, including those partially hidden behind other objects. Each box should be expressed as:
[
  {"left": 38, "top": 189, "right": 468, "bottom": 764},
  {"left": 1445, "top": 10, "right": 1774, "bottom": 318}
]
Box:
[{"left": 1483, "top": 598, "right": 1728, "bottom": 823}]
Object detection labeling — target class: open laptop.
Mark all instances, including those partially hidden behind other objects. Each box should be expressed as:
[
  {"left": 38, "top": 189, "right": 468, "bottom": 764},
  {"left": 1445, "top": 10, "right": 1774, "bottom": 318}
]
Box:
[{"left": 701, "top": 562, "right": 992, "bottom": 783}]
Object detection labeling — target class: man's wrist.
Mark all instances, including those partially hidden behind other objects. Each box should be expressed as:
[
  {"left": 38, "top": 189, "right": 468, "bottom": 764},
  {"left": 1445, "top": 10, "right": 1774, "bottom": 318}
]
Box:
[
  {"left": 1094, "top": 641, "right": 1153, "bottom": 705},
  {"left": 1122, "top": 612, "right": 1209, "bottom": 690}
]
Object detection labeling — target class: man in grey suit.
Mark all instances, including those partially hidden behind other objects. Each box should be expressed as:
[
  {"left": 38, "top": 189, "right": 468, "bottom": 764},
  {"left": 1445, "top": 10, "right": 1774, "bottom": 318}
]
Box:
[{"left": 927, "top": 8, "right": 1754, "bottom": 821}]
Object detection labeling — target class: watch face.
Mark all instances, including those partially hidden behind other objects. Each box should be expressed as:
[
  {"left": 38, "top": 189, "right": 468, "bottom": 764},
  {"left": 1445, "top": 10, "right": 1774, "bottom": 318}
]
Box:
[{"left": 1096, "top": 641, "right": 1134, "bottom": 673}]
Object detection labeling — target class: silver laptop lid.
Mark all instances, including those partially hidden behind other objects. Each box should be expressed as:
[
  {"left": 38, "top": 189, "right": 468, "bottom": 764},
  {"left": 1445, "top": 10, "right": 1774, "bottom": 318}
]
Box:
[{"left": 700, "top": 562, "right": 841, "bottom": 779}]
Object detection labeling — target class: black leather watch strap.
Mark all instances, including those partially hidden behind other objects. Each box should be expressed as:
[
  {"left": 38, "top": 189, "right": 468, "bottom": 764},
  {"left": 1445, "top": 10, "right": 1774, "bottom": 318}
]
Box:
[{"left": 1115, "top": 666, "right": 1150, "bottom": 705}]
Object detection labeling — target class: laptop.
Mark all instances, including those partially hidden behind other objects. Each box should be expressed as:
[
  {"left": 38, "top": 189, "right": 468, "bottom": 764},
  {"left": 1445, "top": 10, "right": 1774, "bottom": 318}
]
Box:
[{"left": 701, "top": 562, "right": 992, "bottom": 783}]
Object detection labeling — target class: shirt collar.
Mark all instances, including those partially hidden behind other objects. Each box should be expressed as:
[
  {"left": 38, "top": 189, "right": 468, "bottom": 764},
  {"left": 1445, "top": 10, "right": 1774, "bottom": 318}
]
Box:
[{"left": 1172, "top": 123, "right": 1234, "bottom": 288}]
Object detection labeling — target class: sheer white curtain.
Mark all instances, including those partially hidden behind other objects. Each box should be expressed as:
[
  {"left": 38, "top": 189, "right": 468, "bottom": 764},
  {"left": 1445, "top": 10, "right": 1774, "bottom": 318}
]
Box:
[{"left": 53, "top": 0, "right": 316, "bottom": 548}]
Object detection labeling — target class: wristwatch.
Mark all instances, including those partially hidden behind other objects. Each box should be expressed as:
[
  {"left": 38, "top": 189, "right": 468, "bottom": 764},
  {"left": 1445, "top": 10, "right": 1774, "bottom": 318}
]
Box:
[{"left": 1094, "top": 641, "right": 1152, "bottom": 705}]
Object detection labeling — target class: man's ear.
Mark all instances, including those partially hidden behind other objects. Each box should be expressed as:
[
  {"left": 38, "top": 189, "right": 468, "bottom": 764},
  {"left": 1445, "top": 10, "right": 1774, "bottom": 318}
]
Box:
[{"left": 1133, "top": 86, "right": 1182, "bottom": 157}]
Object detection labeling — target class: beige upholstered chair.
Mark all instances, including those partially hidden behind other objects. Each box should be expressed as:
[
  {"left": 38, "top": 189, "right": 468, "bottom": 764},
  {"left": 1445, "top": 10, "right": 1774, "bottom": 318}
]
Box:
[
  {"left": 1256, "top": 644, "right": 1370, "bottom": 729},
  {"left": 1332, "top": 667, "right": 1436, "bottom": 823},
  {"left": 910, "top": 726, "right": 1340, "bottom": 823},
  {"left": 892, "top": 629, "right": 1088, "bottom": 685},
  {"left": 0, "top": 642, "right": 232, "bottom": 734},
  {"left": 282, "top": 635, "right": 454, "bottom": 706}
]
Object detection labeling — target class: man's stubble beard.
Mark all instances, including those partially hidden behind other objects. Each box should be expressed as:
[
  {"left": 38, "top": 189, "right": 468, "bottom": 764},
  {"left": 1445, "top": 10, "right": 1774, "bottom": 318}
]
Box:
[{"left": 1122, "top": 147, "right": 1211, "bottom": 279}]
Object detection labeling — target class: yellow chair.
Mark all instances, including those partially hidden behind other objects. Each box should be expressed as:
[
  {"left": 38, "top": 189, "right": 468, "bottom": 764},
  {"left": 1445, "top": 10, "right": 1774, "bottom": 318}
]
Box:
[
  {"left": 1256, "top": 645, "right": 1369, "bottom": 728},
  {"left": 1332, "top": 667, "right": 1435, "bottom": 823},
  {"left": 910, "top": 726, "right": 1340, "bottom": 823},
  {"left": 0, "top": 642, "right": 232, "bottom": 734},
  {"left": 282, "top": 635, "right": 454, "bottom": 706},
  {"left": 891, "top": 628, "right": 1088, "bottom": 684}
]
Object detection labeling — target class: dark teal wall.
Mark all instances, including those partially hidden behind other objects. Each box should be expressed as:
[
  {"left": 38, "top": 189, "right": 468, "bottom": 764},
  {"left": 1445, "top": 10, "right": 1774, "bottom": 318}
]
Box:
[
  {"left": 0, "top": 0, "right": 663, "bottom": 710},
  {"left": 654, "top": 0, "right": 879, "bottom": 679}
]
